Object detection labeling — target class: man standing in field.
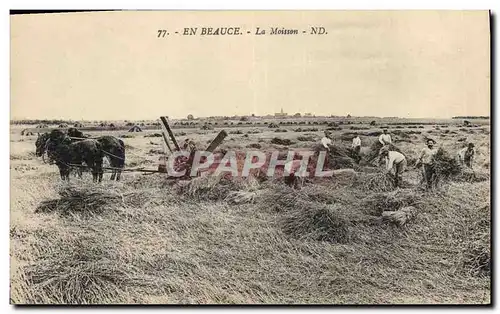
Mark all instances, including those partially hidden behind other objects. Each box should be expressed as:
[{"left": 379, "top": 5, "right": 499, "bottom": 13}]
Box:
[
  {"left": 457, "top": 143, "right": 475, "bottom": 169},
  {"left": 417, "top": 139, "right": 438, "bottom": 190},
  {"left": 378, "top": 129, "right": 392, "bottom": 146},
  {"left": 379, "top": 146, "right": 407, "bottom": 188},
  {"left": 321, "top": 130, "right": 333, "bottom": 150},
  {"left": 351, "top": 134, "right": 362, "bottom": 163}
]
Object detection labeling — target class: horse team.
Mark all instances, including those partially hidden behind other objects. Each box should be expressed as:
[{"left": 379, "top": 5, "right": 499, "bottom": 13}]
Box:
[{"left": 35, "top": 128, "right": 126, "bottom": 182}]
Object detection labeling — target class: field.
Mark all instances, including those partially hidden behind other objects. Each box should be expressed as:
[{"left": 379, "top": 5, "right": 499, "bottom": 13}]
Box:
[{"left": 10, "top": 117, "right": 491, "bottom": 304}]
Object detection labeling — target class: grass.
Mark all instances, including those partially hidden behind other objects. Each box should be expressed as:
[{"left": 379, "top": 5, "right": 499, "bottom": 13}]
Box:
[{"left": 10, "top": 120, "right": 491, "bottom": 304}]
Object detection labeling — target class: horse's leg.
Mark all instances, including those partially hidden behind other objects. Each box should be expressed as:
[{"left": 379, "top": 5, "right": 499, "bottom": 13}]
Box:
[
  {"left": 96, "top": 159, "right": 103, "bottom": 183},
  {"left": 116, "top": 168, "right": 122, "bottom": 181},
  {"left": 59, "top": 167, "right": 66, "bottom": 180}
]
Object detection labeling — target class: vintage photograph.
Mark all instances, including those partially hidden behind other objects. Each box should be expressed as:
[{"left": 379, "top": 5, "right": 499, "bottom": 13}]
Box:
[{"left": 10, "top": 10, "right": 490, "bottom": 304}]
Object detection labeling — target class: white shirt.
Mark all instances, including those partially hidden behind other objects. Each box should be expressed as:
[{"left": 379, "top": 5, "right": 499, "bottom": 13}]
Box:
[
  {"left": 352, "top": 137, "right": 361, "bottom": 147},
  {"left": 419, "top": 147, "right": 438, "bottom": 164},
  {"left": 379, "top": 133, "right": 392, "bottom": 145},
  {"left": 385, "top": 151, "right": 406, "bottom": 171},
  {"left": 321, "top": 137, "right": 332, "bottom": 149},
  {"left": 457, "top": 147, "right": 475, "bottom": 161}
]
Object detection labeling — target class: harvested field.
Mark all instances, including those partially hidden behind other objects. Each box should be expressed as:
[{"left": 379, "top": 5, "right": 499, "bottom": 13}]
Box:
[{"left": 10, "top": 117, "right": 490, "bottom": 304}]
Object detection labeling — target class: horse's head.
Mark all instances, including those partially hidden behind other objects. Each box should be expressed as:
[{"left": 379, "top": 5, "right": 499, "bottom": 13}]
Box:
[
  {"left": 42, "top": 130, "right": 72, "bottom": 164},
  {"left": 35, "top": 133, "right": 49, "bottom": 157}
]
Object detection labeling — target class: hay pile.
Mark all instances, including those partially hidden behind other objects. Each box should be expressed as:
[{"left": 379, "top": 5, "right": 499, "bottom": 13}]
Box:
[
  {"left": 175, "top": 175, "right": 247, "bottom": 201},
  {"left": 297, "top": 135, "right": 315, "bottom": 142},
  {"left": 362, "top": 189, "right": 420, "bottom": 216},
  {"left": 246, "top": 143, "right": 262, "bottom": 149},
  {"left": 36, "top": 184, "right": 123, "bottom": 215},
  {"left": 430, "top": 147, "right": 461, "bottom": 182},
  {"left": 281, "top": 203, "right": 351, "bottom": 243},
  {"left": 352, "top": 171, "right": 395, "bottom": 193},
  {"left": 258, "top": 184, "right": 361, "bottom": 243},
  {"left": 271, "top": 137, "right": 294, "bottom": 146}
]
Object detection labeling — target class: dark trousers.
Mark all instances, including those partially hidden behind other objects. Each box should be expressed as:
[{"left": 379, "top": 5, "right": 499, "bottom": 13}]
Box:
[
  {"left": 353, "top": 145, "right": 361, "bottom": 163},
  {"left": 422, "top": 164, "right": 435, "bottom": 189},
  {"left": 394, "top": 159, "right": 407, "bottom": 187}
]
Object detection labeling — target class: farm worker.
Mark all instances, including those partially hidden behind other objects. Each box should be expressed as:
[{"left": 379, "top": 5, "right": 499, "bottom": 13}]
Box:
[
  {"left": 379, "top": 146, "right": 407, "bottom": 188},
  {"left": 182, "top": 139, "right": 196, "bottom": 152},
  {"left": 378, "top": 129, "right": 392, "bottom": 146},
  {"left": 351, "top": 134, "right": 362, "bottom": 163},
  {"left": 457, "top": 143, "right": 475, "bottom": 168},
  {"left": 417, "top": 139, "right": 438, "bottom": 190},
  {"left": 321, "top": 130, "right": 333, "bottom": 150}
]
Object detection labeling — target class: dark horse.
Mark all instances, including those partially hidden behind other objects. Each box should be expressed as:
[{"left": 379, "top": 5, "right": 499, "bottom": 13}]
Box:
[
  {"left": 67, "top": 127, "right": 86, "bottom": 140},
  {"left": 45, "top": 130, "right": 104, "bottom": 182},
  {"left": 96, "top": 136, "right": 125, "bottom": 181},
  {"left": 36, "top": 130, "right": 126, "bottom": 181},
  {"left": 35, "top": 132, "right": 50, "bottom": 158}
]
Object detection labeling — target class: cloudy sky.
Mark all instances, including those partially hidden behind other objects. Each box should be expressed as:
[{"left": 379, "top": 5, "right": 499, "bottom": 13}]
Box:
[{"left": 11, "top": 11, "right": 490, "bottom": 120}]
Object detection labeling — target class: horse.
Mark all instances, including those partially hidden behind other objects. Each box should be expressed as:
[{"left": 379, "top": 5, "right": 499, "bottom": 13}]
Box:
[
  {"left": 67, "top": 127, "right": 86, "bottom": 140},
  {"left": 46, "top": 130, "right": 104, "bottom": 182},
  {"left": 35, "top": 132, "right": 50, "bottom": 158},
  {"left": 36, "top": 129, "right": 126, "bottom": 181},
  {"left": 96, "top": 136, "right": 125, "bottom": 181}
]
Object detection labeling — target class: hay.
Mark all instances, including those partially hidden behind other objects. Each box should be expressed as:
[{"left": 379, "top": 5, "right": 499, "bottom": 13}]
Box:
[
  {"left": 455, "top": 168, "right": 490, "bottom": 183},
  {"left": 382, "top": 206, "right": 416, "bottom": 226},
  {"left": 281, "top": 203, "right": 351, "bottom": 243},
  {"left": 352, "top": 171, "right": 395, "bottom": 193},
  {"left": 271, "top": 137, "right": 293, "bottom": 145},
  {"left": 362, "top": 189, "right": 420, "bottom": 216},
  {"left": 226, "top": 191, "right": 258, "bottom": 205},
  {"left": 23, "top": 233, "right": 166, "bottom": 304},
  {"left": 430, "top": 147, "right": 461, "bottom": 182},
  {"left": 36, "top": 184, "right": 123, "bottom": 215},
  {"left": 176, "top": 175, "right": 243, "bottom": 201},
  {"left": 246, "top": 143, "right": 262, "bottom": 149},
  {"left": 297, "top": 135, "right": 315, "bottom": 142},
  {"left": 462, "top": 231, "right": 490, "bottom": 277}
]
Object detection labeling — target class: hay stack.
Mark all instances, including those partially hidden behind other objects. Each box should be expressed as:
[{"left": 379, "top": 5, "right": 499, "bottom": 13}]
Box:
[
  {"left": 352, "top": 171, "right": 395, "bottom": 192},
  {"left": 362, "top": 189, "right": 420, "bottom": 216},
  {"left": 281, "top": 203, "right": 351, "bottom": 243},
  {"left": 271, "top": 137, "right": 293, "bottom": 146},
  {"left": 430, "top": 147, "right": 461, "bottom": 181},
  {"left": 36, "top": 184, "right": 123, "bottom": 215}
]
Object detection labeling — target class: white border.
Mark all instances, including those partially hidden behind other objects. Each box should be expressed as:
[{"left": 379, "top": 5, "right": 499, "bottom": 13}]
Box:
[{"left": 3, "top": 0, "right": 499, "bottom": 313}]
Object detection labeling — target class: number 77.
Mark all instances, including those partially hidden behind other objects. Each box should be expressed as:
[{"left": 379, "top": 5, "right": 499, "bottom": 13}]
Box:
[{"left": 157, "top": 30, "right": 167, "bottom": 37}]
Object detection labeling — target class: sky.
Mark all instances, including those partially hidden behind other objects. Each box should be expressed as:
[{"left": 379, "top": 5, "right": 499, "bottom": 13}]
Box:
[{"left": 10, "top": 11, "right": 490, "bottom": 120}]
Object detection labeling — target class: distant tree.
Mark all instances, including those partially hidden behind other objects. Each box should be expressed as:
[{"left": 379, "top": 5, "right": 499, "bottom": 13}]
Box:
[
  {"left": 240, "top": 116, "right": 249, "bottom": 121},
  {"left": 370, "top": 120, "right": 377, "bottom": 126},
  {"left": 294, "top": 113, "right": 301, "bottom": 117},
  {"left": 187, "top": 114, "right": 194, "bottom": 120},
  {"left": 347, "top": 114, "right": 352, "bottom": 118}
]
